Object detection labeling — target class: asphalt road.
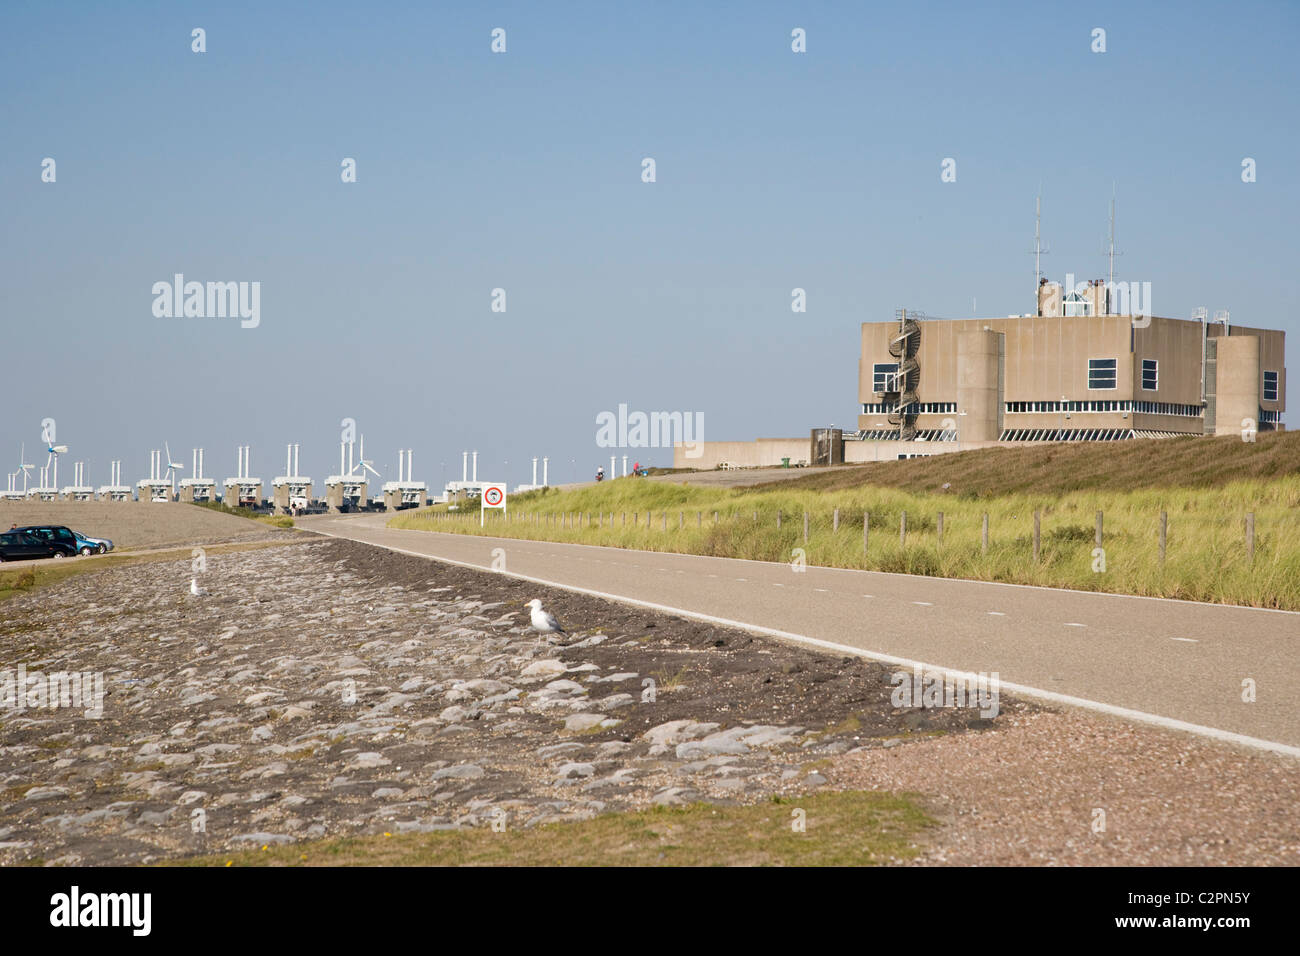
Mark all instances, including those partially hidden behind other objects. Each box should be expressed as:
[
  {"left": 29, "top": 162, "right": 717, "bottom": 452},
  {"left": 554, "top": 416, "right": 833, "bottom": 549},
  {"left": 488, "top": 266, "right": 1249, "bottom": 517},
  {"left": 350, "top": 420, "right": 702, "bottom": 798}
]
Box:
[{"left": 300, "top": 513, "right": 1300, "bottom": 755}]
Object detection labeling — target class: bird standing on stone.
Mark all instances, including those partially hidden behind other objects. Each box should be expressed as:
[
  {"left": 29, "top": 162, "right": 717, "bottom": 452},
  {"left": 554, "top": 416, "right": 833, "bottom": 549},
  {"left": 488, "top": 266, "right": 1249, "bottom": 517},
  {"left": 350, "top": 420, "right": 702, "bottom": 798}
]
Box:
[
  {"left": 526, "top": 598, "right": 564, "bottom": 634},
  {"left": 190, "top": 577, "right": 207, "bottom": 596}
]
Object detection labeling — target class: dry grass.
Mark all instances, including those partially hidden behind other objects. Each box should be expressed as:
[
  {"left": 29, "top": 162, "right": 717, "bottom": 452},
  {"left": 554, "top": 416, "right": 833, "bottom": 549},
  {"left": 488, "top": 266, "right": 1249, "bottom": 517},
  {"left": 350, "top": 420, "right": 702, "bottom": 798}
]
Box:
[
  {"left": 166, "top": 791, "right": 934, "bottom": 867},
  {"left": 393, "top": 433, "right": 1300, "bottom": 609},
  {"left": 773, "top": 430, "right": 1300, "bottom": 497}
]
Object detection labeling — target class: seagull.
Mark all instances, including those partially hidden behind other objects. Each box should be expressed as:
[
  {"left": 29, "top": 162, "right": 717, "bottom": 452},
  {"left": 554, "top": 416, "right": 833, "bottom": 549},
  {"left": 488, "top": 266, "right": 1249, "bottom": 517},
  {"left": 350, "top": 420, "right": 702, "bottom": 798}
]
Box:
[
  {"left": 526, "top": 598, "right": 564, "bottom": 634},
  {"left": 190, "top": 577, "right": 208, "bottom": 597}
]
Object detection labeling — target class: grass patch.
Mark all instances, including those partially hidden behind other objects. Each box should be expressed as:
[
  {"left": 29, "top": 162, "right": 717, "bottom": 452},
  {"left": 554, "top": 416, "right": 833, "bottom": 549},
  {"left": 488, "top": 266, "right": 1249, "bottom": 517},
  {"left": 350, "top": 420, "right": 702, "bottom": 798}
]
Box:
[
  {"left": 392, "top": 432, "right": 1300, "bottom": 610},
  {"left": 190, "top": 500, "right": 293, "bottom": 528},
  {"left": 165, "top": 790, "right": 934, "bottom": 866}
]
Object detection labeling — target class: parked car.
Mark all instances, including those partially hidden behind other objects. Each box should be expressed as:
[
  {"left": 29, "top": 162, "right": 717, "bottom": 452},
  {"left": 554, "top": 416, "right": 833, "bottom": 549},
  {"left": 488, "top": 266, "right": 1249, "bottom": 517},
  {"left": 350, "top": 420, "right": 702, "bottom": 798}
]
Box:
[
  {"left": 73, "top": 530, "right": 113, "bottom": 555},
  {"left": 11, "top": 525, "right": 79, "bottom": 557},
  {"left": 0, "top": 531, "right": 60, "bottom": 561}
]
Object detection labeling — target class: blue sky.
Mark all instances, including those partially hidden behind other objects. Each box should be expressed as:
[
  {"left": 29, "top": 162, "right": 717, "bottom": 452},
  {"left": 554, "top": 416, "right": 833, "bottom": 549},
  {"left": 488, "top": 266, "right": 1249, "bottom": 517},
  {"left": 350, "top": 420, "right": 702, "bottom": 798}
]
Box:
[{"left": 2, "top": 0, "right": 1297, "bottom": 490}]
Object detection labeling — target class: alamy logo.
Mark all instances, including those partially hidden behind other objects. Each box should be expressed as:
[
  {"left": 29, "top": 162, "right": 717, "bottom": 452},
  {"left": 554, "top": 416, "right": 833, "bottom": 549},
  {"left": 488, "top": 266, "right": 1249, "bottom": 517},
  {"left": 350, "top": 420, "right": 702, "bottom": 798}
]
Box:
[
  {"left": 1, "top": 665, "right": 104, "bottom": 718},
  {"left": 152, "top": 274, "right": 260, "bottom": 328},
  {"left": 1064, "top": 271, "right": 1152, "bottom": 327},
  {"left": 50, "top": 886, "right": 151, "bottom": 936},
  {"left": 595, "top": 404, "right": 704, "bottom": 457},
  {"left": 890, "top": 665, "right": 999, "bottom": 718}
]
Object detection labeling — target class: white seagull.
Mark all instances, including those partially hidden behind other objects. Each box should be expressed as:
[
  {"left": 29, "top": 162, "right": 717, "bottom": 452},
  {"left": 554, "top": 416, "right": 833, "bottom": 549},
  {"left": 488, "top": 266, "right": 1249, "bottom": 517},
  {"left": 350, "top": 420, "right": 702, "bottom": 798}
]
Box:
[
  {"left": 526, "top": 598, "right": 564, "bottom": 635},
  {"left": 190, "top": 577, "right": 208, "bottom": 597}
]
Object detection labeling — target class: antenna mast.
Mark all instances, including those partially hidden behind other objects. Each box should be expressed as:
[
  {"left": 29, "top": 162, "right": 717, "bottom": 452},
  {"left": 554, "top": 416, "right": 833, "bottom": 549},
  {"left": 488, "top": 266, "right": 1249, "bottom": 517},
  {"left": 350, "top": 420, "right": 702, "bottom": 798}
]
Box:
[
  {"left": 1107, "top": 192, "right": 1116, "bottom": 288},
  {"left": 1032, "top": 191, "right": 1049, "bottom": 311}
]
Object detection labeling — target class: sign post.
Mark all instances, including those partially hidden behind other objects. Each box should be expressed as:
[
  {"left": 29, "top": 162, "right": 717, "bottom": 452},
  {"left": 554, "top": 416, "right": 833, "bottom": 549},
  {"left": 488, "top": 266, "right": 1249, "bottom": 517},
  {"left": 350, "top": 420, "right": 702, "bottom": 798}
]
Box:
[{"left": 481, "top": 484, "right": 506, "bottom": 527}]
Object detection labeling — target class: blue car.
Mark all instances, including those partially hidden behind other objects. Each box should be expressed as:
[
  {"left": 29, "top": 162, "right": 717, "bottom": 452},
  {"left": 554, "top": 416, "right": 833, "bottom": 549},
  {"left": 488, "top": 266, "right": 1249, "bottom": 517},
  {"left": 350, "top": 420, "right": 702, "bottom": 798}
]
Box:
[{"left": 73, "top": 531, "right": 113, "bottom": 555}]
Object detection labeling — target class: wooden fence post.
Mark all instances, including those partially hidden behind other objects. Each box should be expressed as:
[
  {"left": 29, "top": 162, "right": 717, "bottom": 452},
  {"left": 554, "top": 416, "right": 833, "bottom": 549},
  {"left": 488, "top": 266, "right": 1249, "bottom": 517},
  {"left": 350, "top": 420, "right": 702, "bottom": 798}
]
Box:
[
  {"left": 1033, "top": 511, "right": 1041, "bottom": 563},
  {"left": 803, "top": 511, "right": 809, "bottom": 543},
  {"left": 1246, "top": 512, "right": 1255, "bottom": 561},
  {"left": 1095, "top": 511, "right": 1103, "bottom": 550},
  {"left": 1159, "top": 511, "right": 1167, "bottom": 564},
  {"left": 982, "top": 513, "right": 989, "bottom": 555},
  {"left": 900, "top": 511, "right": 907, "bottom": 547},
  {"left": 833, "top": 508, "right": 840, "bottom": 533},
  {"left": 777, "top": 510, "right": 782, "bottom": 530},
  {"left": 863, "top": 512, "right": 869, "bottom": 553},
  {"left": 937, "top": 511, "right": 944, "bottom": 544}
]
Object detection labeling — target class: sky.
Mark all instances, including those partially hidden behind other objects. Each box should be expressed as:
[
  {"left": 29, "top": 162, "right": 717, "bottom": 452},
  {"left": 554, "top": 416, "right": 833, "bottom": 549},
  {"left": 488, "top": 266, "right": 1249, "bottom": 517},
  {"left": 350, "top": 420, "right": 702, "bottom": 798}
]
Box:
[{"left": 2, "top": 0, "right": 1298, "bottom": 492}]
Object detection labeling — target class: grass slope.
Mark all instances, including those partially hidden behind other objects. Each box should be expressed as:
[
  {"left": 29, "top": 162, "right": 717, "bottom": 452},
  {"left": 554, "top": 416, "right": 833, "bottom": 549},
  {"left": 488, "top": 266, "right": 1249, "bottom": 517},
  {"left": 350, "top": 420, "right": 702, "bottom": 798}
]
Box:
[
  {"left": 392, "top": 433, "right": 1300, "bottom": 609},
  {"left": 776, "top": 430, "right": 1300, "bottom": 497},
  {"left": 169, "top": 792, "right": 934, "bottom": 867}
]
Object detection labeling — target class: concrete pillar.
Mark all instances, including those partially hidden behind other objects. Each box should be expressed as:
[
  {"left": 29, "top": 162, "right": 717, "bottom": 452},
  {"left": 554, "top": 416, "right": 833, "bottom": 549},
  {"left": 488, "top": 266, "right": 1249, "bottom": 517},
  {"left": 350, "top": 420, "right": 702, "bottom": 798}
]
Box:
[
  {"left": 956, "top": 329, "right": 1004, "bottom": 443},
  {"left": 1214, "top": 335, "right": 1262, "bottom": 437}
]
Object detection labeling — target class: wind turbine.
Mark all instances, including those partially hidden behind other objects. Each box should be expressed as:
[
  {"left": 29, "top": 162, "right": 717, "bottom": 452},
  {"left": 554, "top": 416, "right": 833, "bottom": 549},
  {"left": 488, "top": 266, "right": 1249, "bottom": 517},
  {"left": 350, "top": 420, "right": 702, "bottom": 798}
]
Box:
[
  {"left": 353, "top": 435, "right": 382, "bottom": 482},
  {"left": 17, "top": 443, "right": 33, "bottom": 494},
  {"left": 46, "top": 440, "right": 68, "bottom": 491},
  {"left": 162, "top": 441, "right": 185, "bottom": 497}
]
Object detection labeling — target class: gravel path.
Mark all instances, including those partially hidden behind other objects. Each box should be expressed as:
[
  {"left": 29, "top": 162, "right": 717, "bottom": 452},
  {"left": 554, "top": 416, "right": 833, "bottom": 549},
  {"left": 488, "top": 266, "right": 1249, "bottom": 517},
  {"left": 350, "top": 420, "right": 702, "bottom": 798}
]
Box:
[{"left": 830, "top": 708, "right": 1300, "bottom": 865}]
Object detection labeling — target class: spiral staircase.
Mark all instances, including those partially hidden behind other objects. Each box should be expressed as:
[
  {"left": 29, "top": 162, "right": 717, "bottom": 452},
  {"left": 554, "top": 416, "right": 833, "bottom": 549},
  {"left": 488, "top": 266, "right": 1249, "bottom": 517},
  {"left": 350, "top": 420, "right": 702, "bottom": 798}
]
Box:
[{"left": 885, "top": 309, "right": 921, "bottom": 440}]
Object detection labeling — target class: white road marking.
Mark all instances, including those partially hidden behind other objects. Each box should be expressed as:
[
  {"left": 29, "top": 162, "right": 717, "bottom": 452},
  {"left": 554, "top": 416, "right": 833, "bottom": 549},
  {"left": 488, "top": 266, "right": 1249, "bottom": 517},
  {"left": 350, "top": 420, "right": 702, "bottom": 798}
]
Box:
[
  {"left": 988, "top": 611, "right": 1006, "bottom": 616},
  {"left": 912, "top": 601, "right": 933, "bottom": 606},
  {"left": 814, "top": 588, "right": 829, "bottom": 592},
  {"left": 1171, "top": 637, "right": 1199, "bottom": 643},
  {"left": 1064, "top": 622, "right": 1086, "bottom": 628}
]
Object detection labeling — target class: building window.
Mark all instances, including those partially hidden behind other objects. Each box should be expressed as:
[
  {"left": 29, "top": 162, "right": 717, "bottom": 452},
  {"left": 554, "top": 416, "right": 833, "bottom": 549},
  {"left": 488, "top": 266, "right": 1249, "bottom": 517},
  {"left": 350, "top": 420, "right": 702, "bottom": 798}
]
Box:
[
  {"left": 873, "top": 363, "right": 898, "bottom": 392},
  {"left": 1264, "top": 370, "right": 1278, "bottom": 402},
  {"left": 1088, "top": 358, "right": 1117, "bottom": 390},
  {"left": 1141, "top": 359, "right": 1158, "bottom": 391},
  {"left": 1063, "top": 290, "right": 1091, "bottom": 317}
]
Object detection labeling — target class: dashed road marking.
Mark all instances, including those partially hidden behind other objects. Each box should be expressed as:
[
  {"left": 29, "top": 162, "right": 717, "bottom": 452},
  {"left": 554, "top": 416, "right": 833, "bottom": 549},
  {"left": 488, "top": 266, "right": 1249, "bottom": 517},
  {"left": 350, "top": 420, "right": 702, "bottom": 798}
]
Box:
[
  {"left": 912, "top": 601, "right": 933, "bottom": 606},
  {"left": 1171, "top": 637, "right": 1199, "bottom": 643},
  {"left": 1064, "top": 622, "right": 1087, "bottom": 628},
  {"left": 988, "top": 611, "right": 1006, "bottom": 616}
]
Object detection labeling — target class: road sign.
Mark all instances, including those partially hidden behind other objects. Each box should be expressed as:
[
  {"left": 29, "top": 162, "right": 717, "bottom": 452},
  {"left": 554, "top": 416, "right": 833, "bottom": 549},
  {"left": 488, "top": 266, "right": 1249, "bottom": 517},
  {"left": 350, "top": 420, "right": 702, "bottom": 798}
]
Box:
[{"left": 481, "top": 484, "right": 506, "bottom": 526}]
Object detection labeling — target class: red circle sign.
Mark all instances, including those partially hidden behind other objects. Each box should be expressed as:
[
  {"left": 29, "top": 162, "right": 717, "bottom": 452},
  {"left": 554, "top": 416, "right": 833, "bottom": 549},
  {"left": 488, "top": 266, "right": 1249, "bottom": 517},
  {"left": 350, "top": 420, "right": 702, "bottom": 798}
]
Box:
[{"left": 484, "top": 486, "right": 504, "bottom": 506}]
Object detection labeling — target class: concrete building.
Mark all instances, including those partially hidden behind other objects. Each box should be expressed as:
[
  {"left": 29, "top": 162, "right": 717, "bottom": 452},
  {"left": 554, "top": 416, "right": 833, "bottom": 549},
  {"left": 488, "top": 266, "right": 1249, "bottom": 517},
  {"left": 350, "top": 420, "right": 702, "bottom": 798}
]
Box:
[
  {"left": 223, "top": 445, "right": 262, "bottom": 509},
  {"left": 381, "top": 448, "right": 426, "bottom": 511},
  {"left": 178, "top": 448, "right": 216, "bottom": 503},
  {"left": 676, "top": 280, "right": 1285, "bottom": 469},
  {"left": 272, "top": 443, "right": 313, "bottom": 514}
]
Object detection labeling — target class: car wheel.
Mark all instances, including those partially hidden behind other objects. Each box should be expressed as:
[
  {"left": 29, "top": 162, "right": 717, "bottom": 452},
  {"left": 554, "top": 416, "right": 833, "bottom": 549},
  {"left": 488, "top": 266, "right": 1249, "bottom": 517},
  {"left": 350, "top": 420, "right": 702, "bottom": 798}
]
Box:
[
  {"left": 53, "top": 551, "right": 65, "bottom": 559},
  {"left": 97, "top": 544, "right": 107, "bottom": 554},
  {"left": 80, "top": 546, "right": 94, "bottom": 556}
]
